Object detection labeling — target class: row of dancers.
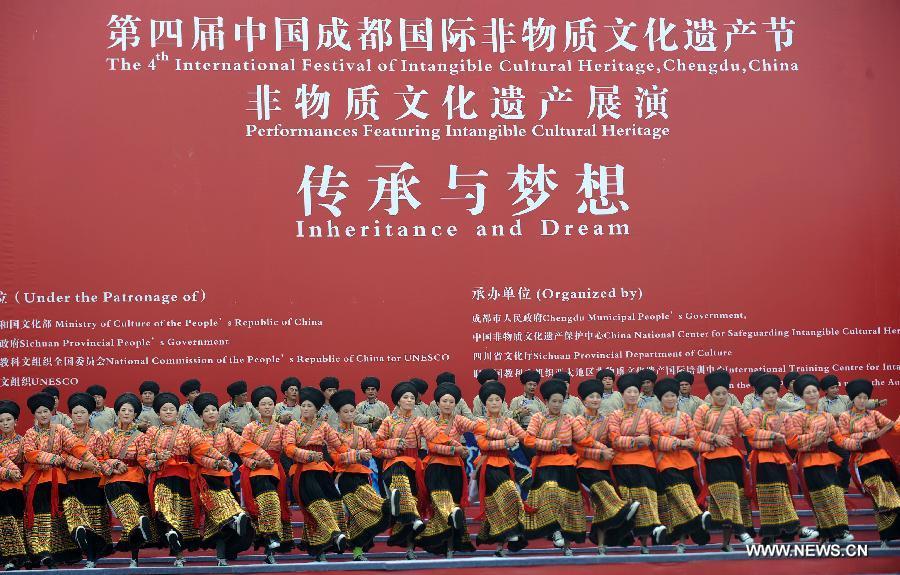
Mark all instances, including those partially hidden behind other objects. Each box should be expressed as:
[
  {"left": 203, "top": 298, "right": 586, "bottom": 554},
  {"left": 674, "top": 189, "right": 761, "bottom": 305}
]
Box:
[{"left": 0, "top": 369, "right": 897, "bottom": 569}]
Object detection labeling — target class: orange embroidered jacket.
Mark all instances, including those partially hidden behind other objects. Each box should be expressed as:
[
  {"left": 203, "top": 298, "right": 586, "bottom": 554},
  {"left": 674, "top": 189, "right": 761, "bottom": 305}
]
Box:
[
  {"left": 693, "top": 404, "right": 765, "bottom": 460},
  {"left": 198, "top": 424, "right": 271, "bottom": 478},
  {"left": 607, "top": 408, "right": 663, "bottom": 468},
  {"left": 284, "top": 419, "right": 345, "bottom": 475},
  {"left": 241, "top": 420, "right": 292, "bottom": 479},
  {"left": 425, "top": 414, "right": 491, "bottom": 468},
  {"left": 747, "top": 408, "right": 796, "bottom": 465},
  {"left": 65, "top": 426, "right": 107, "bottom": 481},
  {"left": 100, "top": 425, "right": 149, "bottom": 484},
  {"left": 0, "top": 433, "right": 24, "bottom": 490},
  {"left": 475, "top": 416, "right": 528, "bottom": 469},
  {"left": 23, "top": 423, "right": 98, "bottom": 486},
  {"left": 654, "top": 409, "right": 698, "bottom": 471},
  {"left": 574, "top": 412, "right": 616, "bottom": 471},
  {"left": 334, "top": 423, "right": 380, "bottom": 475},
  {"left": 375, "top": 414, "right": 440, "bottom": 471},
  {"left": 524, "top": 412, "right": 592, "bottom": 468},
  {"left": 837, "top": 409, "right": 900, "bottom": 467},
  {"left": 141, "top": 423, "right": 226, "bottom": 473},
  {"left": 786, "top": 409, "right": 859, "bottom": 468}
]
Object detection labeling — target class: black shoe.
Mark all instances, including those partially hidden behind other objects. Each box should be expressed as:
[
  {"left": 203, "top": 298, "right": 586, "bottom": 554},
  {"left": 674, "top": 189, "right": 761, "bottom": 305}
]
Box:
[
  {"left": 390, "top": 489, "right": 401, "bottom": 517},
  {"left": 335, "top": 533, "right": 348, "bottom": 554},
  {"left": 75, "top": 526, "right": 90, "bottom": 552},
  {"left": 137, "top": 516, "right": 152, "bottom": 544},
  {"left": 166, "top": 530, "right": 183, "bottom": 554},
  {"left": 39, "top": 554, "right": 54, "bottom": 569},
  {"left": 451, "top": 508, "right": 465, "bottom": 532}
]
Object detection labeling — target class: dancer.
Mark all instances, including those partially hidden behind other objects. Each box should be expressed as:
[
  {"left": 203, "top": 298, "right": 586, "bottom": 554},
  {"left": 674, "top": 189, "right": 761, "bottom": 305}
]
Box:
[
  {"left": 331, "top": 389, "right": 394, "bottom": 560},
  {"left": 375, "top": 381, "right": 441, "bottom": 559},
  {"left": 575, "top": 378, "right": 639, "bottom": 555},
  {"left": 473, "top": 381, "right": 530, "bottom": 557},
  {"left": 0, "top": 401, "right": 27, "bottom": 571},
  {"left": 285, "top": 387, "right": 349, "bottom": 561},
  {"left": 838, "top": 379, "right": 900, "bottom": 547},
  {"left": 65, "top": 392, "right": 114, "bottom": 567},
  {"left": 523, "top": 378, "right": 588, "bottom": 555},
  {"left": 241, "top": 386, "right": 295, "bottom": 563},
  {"left": 195, "top": 392, "right": 271, "bottom": 565},
  {"left": 607, "top": 373, "right": 667, "bottom": 553},
  {"left": 101, "top": 393, "right": 157, "bottom": 567}
]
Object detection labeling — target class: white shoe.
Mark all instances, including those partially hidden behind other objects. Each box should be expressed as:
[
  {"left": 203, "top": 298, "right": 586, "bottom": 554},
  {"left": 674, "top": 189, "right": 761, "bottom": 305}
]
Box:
[
  {"left": 738, "top": 531, "right": 754, "bottom": 544},
  {"left": 315, "top": 553, "right": 327, "bottom": 562},
  {"left": 799, "top": 527, "right": 819, "bottom": 541},
  {"left": 627, "top": 501, "right": 641, "bottom": 521},
  {"left": 652, "top": 525, "right": 668, "bottom": 545},
  {"left": 676, "top": 543, "right": 686, "bottom": 554},
  {"left": 267, "top": 538, "right": 281, "bottom": 550},
  {"left": 84, "top": 560, "right": 96, "bottom": 569},
  {"left": 700, "top": 510, "right": 711, "bottom": 531},
  {"left": 552, "top": 530, "right": 565, "bottom": 548},
  {"left": 721, "top": 544, "right": 733, "bottom": 552},
  {"left": 640, "top": 545, "right": 650, "bottom": 554},
  {"left": 173, "top": 558, "right": 185, "bottom": 567},
  {"left": 216, "top": 559, "right": 228, "bottom": 566},
  {"left": 129, "top": 559, "right": 138, "bottom": 568},
  {"left": 446, "top": 549, "right": 454, "bottom": 559},
  {"left": 3, "top": 564, "right": 14, "bottom": 571},
  {"left": 881, "top": 540, "right": 889, "bottom": 549},
  {"left": 494, "top": 547, "right": 508, "bottom": 557},
  {"left": 597, "top": 545, "right": 606, "bottom": 556},
  {"left": 835, "top": 531, "right": 854, "bottom": 543},
  {"left": 265, "top": 552, "right": 276, "bottom": 564},
  {"left": 405, "top": 549, "right": 417, "bottom": 560},
  {"left": 563, "top": 547, "right": 573, "bottom": 556}
]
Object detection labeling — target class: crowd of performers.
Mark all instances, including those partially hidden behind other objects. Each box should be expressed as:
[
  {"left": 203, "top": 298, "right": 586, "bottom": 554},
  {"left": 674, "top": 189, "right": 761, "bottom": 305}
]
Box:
[{"left": 0, "top": 368, "right": 897, "bottom": 569}]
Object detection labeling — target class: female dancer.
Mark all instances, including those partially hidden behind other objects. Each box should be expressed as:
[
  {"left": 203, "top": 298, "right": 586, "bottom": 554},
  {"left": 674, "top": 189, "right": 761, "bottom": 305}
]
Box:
[
  {"left": 838, "top": 379, "right": 900, "bottom": 547},
  {"left": 747, "top": 374, "right": 818, "bottom": 544},
  {"left": 241, "top": 386, "right": 295, "bottom": 563},
  {"left": 575, "top": 378, "right": 640, "bottom": 555},
  {"left": 330, "top": 389, "right": 395, "bottom": 561},
  {"left": 523, "top": 378, "right": 588, "bottom": 555},
  {"left": 418, "top": 383, "right": 490, "bottom": 558},
  {"left": 473, "top": 381, "right": 529, "bottom": 556},
  {"left": 787, "top": 374, "right": 855, "bottom": 542},
  {"left": 194, "top": 392, "right": 272, "bottom": 565},
  {"left": 0, "top": 401, "right": 27, "bottom": 571},
  {"left": 100, "top": 393, "right": 156, "bottom": 567},
  {"left": 652, "top": 378, "right": 710, "bottom": 552},
  {"left": 142, "top": 392, "right": 230, "bottom": 566},
  {"left": 22, "top": 392, "right": 101, "bottom": 568},
  {"left": 694, "top": 370, "right": 760, "bottom": 551},
  {"left": 375, "top": 381, "right": 441, "bottom": 560},
  {"left": 65, "top": 392, "right": 114, "bottom": 567},
  {"left": 285, "top": 387, "right": 348, "bottom": 561},
  {"left": 607, "top": 373, "right": 667, "bottom": 553}
]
